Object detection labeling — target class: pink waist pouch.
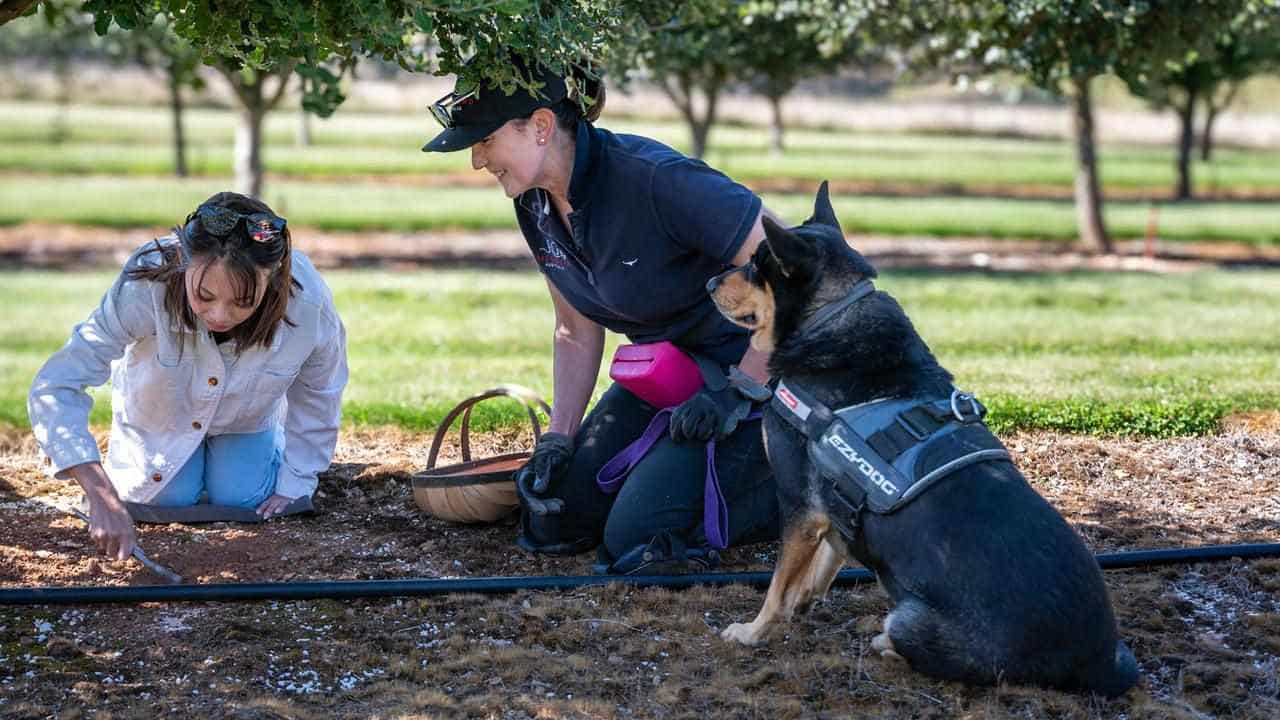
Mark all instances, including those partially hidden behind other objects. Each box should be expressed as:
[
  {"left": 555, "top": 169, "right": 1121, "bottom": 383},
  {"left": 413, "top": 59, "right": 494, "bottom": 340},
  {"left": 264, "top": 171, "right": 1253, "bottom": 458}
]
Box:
[{"left": 609, "top": 341, "right": 703, "bottom": 409}]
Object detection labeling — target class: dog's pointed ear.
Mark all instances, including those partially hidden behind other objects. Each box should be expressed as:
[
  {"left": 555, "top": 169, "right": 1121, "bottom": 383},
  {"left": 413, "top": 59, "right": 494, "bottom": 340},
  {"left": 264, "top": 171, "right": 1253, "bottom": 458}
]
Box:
[
  {"left": 804, "top": 180, "right": 843, "bottom": 236},
  {"left": 761, "top": 215, "right": 817, "bottom": 281}
]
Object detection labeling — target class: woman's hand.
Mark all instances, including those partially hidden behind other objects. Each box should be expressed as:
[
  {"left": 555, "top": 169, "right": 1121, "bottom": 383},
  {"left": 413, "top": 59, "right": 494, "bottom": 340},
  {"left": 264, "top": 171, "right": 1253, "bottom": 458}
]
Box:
[
  {"left": 515, "top": 432, "right": 573, "bottom": 515},
  {"left": 256, "top": 493, "right": 295, "bottom": 519},
  {"left": 89, "top": 500, "right": 137, "bottom": 561},
  {"left": 70, "top": 462, "right": 137, "bottom": 561}
]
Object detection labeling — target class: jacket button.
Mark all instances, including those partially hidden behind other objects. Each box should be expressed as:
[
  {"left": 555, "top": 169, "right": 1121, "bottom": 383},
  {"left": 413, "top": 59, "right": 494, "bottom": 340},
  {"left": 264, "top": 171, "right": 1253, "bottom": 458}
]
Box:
[
  {"left": 192, "top": 421, "right": 202, "bottom": 430},
  {"left": 151, "top": 472, "right": 163, "bottom": 482},
  {"left": 208, "top": 377, "right": 219, "bottom": 386}
]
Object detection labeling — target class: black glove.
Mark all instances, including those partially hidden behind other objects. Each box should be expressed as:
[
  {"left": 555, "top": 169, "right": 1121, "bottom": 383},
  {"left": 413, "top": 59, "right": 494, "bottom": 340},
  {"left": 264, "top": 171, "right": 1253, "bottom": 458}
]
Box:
[
  {"left": 670, "top": 383, "right": 761, "bottom": 443},
  {"left": 515, "top": 431, "right": 573, "bottom": 515},
  {"left": 670, "top": 360, "right": 773, "bottom": 443}
]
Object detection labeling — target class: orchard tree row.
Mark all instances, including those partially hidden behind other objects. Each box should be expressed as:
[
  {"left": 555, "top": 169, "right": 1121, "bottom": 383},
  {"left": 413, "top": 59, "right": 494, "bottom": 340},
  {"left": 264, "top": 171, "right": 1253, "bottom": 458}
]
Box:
[{"left": 3, "top": 0, "right": 1279, "bottom": 252}]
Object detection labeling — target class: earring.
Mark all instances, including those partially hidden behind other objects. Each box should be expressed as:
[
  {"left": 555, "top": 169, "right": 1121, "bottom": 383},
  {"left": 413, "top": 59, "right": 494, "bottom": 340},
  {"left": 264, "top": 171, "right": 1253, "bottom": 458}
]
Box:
[{"left": 537, "top": 137, "right": 546, "bottom": 145}]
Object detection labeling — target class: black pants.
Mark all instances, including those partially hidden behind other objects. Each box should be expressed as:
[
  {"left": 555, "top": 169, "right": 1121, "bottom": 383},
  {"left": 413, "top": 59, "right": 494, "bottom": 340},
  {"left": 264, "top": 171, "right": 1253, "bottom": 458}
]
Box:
[{"left": 523, "top": 382, "right": 780, "bottom": 560}]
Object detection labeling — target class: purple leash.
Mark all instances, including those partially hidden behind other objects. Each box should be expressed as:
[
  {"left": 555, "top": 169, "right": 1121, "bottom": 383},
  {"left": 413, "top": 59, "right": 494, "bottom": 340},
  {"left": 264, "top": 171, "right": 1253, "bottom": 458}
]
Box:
[{"left": 596, "top": 408, "right": 761, "bottom": 550}]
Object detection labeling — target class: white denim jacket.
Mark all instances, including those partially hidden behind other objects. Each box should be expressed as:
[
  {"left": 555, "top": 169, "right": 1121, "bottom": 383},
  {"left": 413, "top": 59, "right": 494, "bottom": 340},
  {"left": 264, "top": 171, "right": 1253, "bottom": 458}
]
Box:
[{"left": 28, "top": 240, "right": 348, "bottom": 503}]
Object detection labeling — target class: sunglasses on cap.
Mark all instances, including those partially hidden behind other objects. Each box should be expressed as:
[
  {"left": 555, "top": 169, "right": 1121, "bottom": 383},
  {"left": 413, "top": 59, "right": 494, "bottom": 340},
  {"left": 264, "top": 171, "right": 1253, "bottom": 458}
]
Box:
[
  {"left": 185, "top": 204, "right": 287, "bottom": 244},
  {"left": 429, "top": 86, "right": 480, "bottom": 130}
]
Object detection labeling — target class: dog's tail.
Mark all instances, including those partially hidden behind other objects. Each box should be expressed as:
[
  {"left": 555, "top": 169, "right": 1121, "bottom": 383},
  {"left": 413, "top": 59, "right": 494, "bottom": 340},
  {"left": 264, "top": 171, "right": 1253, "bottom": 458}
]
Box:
[{"left": 1091, "top": 639, "right": 1139, "bottom": 698}]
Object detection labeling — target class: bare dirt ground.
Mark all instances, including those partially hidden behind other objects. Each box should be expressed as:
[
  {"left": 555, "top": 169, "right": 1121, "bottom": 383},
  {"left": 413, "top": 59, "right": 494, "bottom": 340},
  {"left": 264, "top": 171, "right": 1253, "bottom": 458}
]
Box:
[{"left": 2, "top": 419, "right": 1278, "bottom": 719}]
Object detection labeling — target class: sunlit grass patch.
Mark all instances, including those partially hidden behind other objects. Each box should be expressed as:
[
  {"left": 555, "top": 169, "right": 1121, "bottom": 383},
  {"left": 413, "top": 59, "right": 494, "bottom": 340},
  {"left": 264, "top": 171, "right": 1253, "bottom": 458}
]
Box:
[{"left": 2, "top": 267, "right": 1277, "bottom": 437}]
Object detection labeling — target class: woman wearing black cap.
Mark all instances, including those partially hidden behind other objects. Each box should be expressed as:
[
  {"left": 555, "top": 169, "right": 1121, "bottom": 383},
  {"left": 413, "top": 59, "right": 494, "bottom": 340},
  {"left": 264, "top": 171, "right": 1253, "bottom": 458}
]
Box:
[{"left": 423, "top": 63, "right": 779, "bottom": 574}]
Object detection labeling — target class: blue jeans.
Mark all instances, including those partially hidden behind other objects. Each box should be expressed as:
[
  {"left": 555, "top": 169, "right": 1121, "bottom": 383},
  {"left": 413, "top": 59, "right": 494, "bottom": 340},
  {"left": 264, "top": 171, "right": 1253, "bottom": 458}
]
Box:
[{"left": 150, "top": 429, "right": 282, "bottom": 508}]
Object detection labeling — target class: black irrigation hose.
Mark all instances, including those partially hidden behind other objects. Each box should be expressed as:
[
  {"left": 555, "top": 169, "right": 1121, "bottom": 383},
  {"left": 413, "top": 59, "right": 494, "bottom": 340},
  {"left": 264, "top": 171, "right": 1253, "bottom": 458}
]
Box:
[{"left": 2, "top": 542, "right": 1278, "bottom": 606}]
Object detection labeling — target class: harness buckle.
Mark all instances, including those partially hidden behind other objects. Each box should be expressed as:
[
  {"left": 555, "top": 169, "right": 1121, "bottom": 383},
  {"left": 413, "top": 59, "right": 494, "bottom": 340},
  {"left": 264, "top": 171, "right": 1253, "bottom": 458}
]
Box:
[
  {"left": 805, "top": 403, "right": 834, "bottom": 439},
  {"left": 896, "top": 412, "right": 932, "bottom": 441},
  {"left": 829, "top": 478, "right": 865, "bottom": 526},
  {"left": 949, "top": 390, "right": 985, "bottom": 423}
]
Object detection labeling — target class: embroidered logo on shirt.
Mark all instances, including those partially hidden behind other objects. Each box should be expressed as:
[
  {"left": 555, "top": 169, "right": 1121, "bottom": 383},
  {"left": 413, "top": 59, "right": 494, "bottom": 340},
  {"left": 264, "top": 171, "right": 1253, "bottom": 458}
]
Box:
[
  {"left": 621, "top": 258, "right": 639, "bottom": 266},
  {"left": 536, "top": 238, "right": 569, "bottom": 271}
]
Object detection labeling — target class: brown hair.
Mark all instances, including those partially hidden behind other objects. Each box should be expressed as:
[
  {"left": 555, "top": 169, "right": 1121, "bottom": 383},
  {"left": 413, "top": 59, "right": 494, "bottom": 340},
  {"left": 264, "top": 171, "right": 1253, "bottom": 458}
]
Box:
[
  {"left": 127, "top": 191, "right": 300, "bottom": 354},
  {"left": 548, "top": 63, "right": 606, "bottom": 129}
]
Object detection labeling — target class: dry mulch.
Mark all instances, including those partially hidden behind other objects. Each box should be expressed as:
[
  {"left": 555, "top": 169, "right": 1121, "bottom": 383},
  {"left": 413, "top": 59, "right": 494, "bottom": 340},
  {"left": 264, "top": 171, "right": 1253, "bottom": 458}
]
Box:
[{"left": 1, "top": 419, "right": 1278, "bottom": 719}]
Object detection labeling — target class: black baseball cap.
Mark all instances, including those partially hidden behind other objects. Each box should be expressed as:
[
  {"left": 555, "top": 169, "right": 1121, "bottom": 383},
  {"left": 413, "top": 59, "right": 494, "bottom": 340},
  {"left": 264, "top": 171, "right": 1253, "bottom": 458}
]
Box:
[{"left": 422, "top": 63, "right": 568, "bottom": 153}]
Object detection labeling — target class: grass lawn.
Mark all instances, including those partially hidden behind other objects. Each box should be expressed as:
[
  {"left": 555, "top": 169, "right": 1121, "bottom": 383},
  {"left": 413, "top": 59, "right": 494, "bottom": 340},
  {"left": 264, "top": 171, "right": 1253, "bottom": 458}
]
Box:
[
  {"left": 2, "top": 267, "right": 1276, "bottom": 437},
  {"left": 2, "top": 101, "right": 1278, "bottom": 193},
  {"left": 4, "top": 175, "right": 1280, "bottom": 245}
]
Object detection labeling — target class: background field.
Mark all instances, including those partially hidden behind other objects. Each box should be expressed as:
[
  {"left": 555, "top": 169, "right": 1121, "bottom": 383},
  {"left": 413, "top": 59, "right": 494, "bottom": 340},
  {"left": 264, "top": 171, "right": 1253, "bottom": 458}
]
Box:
[
  {"left": 1, "top": 51, "right": 1279, "bottom": 719},
  {"left": 5, "top": 101, "right": 1280, "bottom": 248},
  {"left": 6, "top": 101, "right": 1280, "bottom": 192},
  {"left": 4, "top": 267, "right": 1277, "bottom": 437}
]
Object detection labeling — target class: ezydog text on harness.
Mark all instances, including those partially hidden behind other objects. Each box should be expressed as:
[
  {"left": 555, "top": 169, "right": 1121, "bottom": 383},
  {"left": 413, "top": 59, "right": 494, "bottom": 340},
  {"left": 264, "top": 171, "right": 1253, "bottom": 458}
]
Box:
[{"left": 772, "top": 380, "right": 1011, "bottom": 541}]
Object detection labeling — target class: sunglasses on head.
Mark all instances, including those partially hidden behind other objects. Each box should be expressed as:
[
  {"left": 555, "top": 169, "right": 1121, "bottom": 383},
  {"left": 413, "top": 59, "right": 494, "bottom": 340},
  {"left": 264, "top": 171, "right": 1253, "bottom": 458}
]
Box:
[
  {"left": 429, "top": 86, "right": 480, "bottom": 129},
  {"left": 186, "top": 204, "right": 287, "bottom": 244}
]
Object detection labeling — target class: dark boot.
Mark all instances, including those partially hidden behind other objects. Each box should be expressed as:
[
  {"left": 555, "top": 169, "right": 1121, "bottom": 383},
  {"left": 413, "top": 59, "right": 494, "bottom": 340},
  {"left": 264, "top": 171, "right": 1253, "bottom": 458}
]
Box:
[
  {"left": 515, "top": 511, "right": 595, "bottom": 556},
  {"left": 593, "top": 532, "right": 721, "bottom": 575}
]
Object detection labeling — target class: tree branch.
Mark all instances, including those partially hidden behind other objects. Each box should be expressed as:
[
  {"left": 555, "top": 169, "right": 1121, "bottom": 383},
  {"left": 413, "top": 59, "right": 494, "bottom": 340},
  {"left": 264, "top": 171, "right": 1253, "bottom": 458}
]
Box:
[
  {"left": 217, "top": 65, "right": 258, "bottom": 110},
  {"left": 264, "top": 61, "right": 298, "bottom": 111},
  {"left": 657, "top": 75, "right": 695, "bottom": 126},
  {"left": 0, "top": 0, "right": 40, "bottom": 26}
]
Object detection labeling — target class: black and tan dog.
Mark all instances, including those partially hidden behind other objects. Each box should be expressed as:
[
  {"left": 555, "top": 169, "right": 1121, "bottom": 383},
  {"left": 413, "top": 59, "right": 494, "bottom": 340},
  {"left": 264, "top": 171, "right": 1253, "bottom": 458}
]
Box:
[{"left": 707, "top": 183, "right": 1138, "bottom": 697}]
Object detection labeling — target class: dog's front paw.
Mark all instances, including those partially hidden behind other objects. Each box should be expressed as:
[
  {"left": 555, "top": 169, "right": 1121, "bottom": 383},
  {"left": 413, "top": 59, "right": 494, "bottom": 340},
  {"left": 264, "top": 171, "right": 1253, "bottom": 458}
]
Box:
[
  {"left": 721, "top": 622, "right": 765, "bottom": 646},
  {"left": 872, "top": 632, "right": 905, "bottom": 661}
]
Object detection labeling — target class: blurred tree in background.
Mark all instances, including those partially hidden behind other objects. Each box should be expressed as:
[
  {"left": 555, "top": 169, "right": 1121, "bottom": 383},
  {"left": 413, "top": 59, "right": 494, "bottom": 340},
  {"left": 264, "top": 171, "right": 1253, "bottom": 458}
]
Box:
[
  {"left": 898, "top": 0, "right": 1251, "bottom": 254},
  {"left": 98, "top": 13, "right": 203, "bottom": 177},
  {"left": 604, "top": 0, "right": 882, "bottom": 158},
  {"left": 0, "top": 0, "right": 95, "bottom": 142},
  {"left": 1126, "top": 2, "right": 1280, "bottom": 199},
  {"left": 604, "top": 0, "right": 746, "bottom": 159},
  {"left": 3, "top": 0, "right": 620, "bottom": 195},
  {"left": 0, "top": 0, "right": 39, "bottom": 25},
  {"left": 5, "top": 0, "right": 1278, "bottom": 244},
  {"left": 739, "top": 0, "right": 886, "bottom": 155}
]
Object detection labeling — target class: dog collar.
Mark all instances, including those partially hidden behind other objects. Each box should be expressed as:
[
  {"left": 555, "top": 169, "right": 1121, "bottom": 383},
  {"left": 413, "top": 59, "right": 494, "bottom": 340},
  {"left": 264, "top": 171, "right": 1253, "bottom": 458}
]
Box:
[{"left": 797, "top": 279, "right": 876, "bottom": 336}]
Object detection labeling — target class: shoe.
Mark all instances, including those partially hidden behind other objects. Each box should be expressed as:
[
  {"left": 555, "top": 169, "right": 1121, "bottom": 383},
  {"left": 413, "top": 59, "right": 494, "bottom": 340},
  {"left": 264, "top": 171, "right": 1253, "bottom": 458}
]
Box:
[
  {"left": 515, "top": 512, "right": 595, "bottom": 556},
  {"left": 593, "top": 532, "right": 721, "bottom": 575}
]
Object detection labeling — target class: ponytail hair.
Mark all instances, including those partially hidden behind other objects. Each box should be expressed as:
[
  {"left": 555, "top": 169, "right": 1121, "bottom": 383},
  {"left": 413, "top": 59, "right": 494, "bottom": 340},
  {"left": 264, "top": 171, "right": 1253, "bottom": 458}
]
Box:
[{"left": 550, "top": 62, "right": 606, "bottom": 130}]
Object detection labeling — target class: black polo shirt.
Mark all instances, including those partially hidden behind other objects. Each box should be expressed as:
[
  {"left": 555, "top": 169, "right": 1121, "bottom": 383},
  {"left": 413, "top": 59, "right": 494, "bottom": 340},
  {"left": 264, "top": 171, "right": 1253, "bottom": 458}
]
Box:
[{"left": 515, "top": 122, "right": 760, "bottom": 365}]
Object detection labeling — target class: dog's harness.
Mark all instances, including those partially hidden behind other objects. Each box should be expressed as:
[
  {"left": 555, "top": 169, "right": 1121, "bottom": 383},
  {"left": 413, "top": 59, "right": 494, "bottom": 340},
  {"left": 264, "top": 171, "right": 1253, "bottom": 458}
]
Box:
[{"left": 771, "top": 280, "right": 1012, "bottom": 541}]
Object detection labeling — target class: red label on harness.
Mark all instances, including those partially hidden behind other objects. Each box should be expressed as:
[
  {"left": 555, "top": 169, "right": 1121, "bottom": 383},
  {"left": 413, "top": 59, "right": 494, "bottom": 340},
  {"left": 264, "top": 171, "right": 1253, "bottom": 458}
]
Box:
[{"left": 776, "top": 383, "right": 811, "bottom": 421}]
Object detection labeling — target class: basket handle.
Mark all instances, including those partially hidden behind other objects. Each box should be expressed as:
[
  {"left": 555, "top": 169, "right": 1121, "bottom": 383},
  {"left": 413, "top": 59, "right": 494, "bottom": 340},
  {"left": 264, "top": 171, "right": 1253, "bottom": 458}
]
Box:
[{"left": 426, "top": 384, "right": 552, "bottom": 470}]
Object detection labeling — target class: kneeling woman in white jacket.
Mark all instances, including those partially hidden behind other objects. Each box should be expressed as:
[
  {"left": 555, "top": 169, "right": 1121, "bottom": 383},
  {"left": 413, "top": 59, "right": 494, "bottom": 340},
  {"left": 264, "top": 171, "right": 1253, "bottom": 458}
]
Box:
[{"left": 28, "top": 192, "right": 348, "bottom": 562}]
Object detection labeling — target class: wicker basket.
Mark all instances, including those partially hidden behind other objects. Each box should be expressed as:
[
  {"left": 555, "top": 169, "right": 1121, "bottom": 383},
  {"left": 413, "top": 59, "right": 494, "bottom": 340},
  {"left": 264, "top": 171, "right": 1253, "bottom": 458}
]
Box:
[{"left": 412, "top": 385, "right": 550, "bottom": 524}]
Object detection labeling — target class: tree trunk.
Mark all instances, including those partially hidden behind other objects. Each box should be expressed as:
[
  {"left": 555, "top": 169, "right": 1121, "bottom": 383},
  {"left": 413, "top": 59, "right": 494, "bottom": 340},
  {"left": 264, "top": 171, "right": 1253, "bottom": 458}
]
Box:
[
  {"left": 690, "top": 120, "right": 711, "bottom": 160},
  {"left": 167, "top": 68, "right": 188, "bottom": 178},
  {"left": 1069, "top": 77, "right": 1111, "bottom": 255},
  {"left": 660, "top": 72, "right": 722, "bottom": 160},
  {"left": 767, "top": 92, "right": 785, "bottom": 155},
  {"left": 1200, "top": 81, "right": 1239, "bottom": 163},
  {"left": 220, "top": 66, "right": 293, "bottom": 198},
  {"left": 296, "top": 105, "right": 312, "bottom": 147},
  {"left": 1200, "top": 104, "right": 1217, "bottom": 162},
  {"left": 691, "top": 83, "right": 720, "bottom": 159},
  {"left": 1174, "top": 88, "right": 1196, "bottom": 201},
  {"left": 50, "top": 53, "right": 72, "bottom": 144},
  {"left": 234, "top": 107, "right": 264, "bottom": 198}
]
